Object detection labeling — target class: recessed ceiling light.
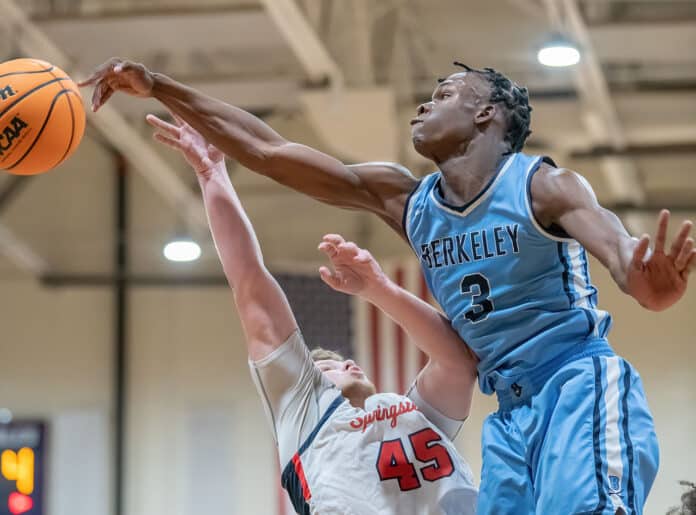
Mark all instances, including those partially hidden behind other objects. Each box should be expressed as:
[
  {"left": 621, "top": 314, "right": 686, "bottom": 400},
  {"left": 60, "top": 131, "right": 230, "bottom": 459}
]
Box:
[
  {"left": 538, "top": 43, "right": 581, "bottom": 67},
  {"left": 163, "top": 239, "right": 201, "bottom": 262}
]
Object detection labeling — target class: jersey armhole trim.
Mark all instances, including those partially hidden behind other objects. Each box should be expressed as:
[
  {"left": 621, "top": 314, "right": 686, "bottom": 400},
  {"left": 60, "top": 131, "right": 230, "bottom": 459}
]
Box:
[
  {"left": 280, "top": 394, "right": 345, "bottom": 515},
  {"left": 402, "top": 178, "right": 423, "bottom": 251},
  {"left": 525, "top": 156, "right": 575, "bottom": 243},
  {"left": 298, "top": 394, "right": 345, "bottom": 456}
]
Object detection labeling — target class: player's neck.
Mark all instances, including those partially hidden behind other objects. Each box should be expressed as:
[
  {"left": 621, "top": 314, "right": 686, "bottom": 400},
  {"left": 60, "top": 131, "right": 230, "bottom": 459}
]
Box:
[
  {"left": 342, "top": 382, "right": 375, "bottom": 409},
  {"left": 345, "top": 391, "right": 371, "bottom": 409},
  {"left": 437, "top": 138, "right": 510, "bottom": 206}
]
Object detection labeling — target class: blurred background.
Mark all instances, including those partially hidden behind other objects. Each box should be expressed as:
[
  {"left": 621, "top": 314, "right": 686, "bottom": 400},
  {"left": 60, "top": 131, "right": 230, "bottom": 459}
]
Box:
[{"left": 0, "top": 0, "right": 695, "bottom": 514}]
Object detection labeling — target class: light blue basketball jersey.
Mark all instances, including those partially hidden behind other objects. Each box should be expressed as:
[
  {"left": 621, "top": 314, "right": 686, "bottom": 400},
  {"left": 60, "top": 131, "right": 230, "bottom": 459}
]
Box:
[{"left": 403, "top": 152, "right": 613, "bottom": 394}]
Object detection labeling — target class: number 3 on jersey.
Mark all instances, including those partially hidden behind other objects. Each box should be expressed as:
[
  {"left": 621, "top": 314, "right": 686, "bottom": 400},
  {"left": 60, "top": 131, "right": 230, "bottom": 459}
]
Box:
[
  {"left": 376, "top": 428, "right": 455, "bottom": 491},
  {"left": 460, "top": 273, "right": 494, "bottom": 323}
]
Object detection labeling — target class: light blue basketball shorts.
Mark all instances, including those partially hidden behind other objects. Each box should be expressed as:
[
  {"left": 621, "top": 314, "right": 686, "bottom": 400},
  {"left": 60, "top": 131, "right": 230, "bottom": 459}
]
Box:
[{"left": 477, "top": 355, "right": 659, "bottom": 514}]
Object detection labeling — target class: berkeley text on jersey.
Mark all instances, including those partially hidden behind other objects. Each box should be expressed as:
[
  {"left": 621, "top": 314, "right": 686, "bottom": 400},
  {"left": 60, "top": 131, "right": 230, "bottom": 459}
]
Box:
[{"left": 419, "top": 223, "right": 520, "bottom": 269}]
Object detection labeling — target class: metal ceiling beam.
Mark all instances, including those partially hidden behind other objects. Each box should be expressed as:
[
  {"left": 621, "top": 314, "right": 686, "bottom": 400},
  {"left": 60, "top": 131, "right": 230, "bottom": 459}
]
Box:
[
  {"left": 570, "top": 142, "right": 696, "bottom": 159},
  {"left": 506, "top": 0, "right": 547, "bottom": 20},
  {"left": 543, "top": 0, "right": 645, "bottom": 206},
  {"left": 27, "top": 3, "right": 262, "bottom": 21},
  {"left": 36, "top": 10, "right": 285, "bottom": 65},
  {"left": 0, "top": 223, "right": 49, "bottom": 275},
  {"left": 547, "top": 123, "right": 696, "bottom": 154},
  {"left": 349, "top": 0, "right": 375, "bottom": 86},
  {"left": 299, "top": 0, "right": 324, "bottom": 31},
  {"left": 1, "top": 0, "right": 208, "bottom": 235},
  {"left": 589, "top": 22, "right": 696, "bottom": 62},
  {"left": 258, "top": 0, "right": 344, "bottom": 87}
]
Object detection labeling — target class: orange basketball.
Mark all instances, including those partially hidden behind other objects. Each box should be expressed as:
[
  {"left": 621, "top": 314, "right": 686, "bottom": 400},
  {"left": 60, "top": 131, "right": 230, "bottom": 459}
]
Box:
[{"left": 0, "top": 58, "right": 85, "bottom": 175}]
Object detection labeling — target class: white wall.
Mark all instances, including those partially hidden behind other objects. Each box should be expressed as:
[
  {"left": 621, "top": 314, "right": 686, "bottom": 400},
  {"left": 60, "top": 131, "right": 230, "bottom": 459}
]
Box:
[
  {"left": 1, "top": 256, "right": 694, "bottom": 514},
  {"left": 126, "top": 288, "right": 276, "bottom": 515},
  {"left": 0, "top": 279, "right": 112, "bottom": 515}
]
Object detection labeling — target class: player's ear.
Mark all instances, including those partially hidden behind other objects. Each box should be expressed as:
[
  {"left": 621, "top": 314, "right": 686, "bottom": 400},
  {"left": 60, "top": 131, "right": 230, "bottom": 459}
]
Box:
[{"left": 474, "top": 104, "right": 496, "bottom": 125}]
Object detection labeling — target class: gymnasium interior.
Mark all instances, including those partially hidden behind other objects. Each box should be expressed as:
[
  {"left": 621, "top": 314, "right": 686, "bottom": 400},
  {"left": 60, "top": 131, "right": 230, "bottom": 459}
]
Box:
[{"left": 1, "top": 1, "right": 695, "bottom": 514}]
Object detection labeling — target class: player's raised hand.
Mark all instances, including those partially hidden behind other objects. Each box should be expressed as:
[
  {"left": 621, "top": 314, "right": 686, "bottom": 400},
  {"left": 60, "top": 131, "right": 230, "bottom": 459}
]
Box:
[
  {"left": 624, "top": 210, "right": 695, "bottom": 311},
  {"left": 318, "top": 234, "right": 387, "bottom": 296},
  {"left": 78, "top": 58, "right": 155, "bottom": 111},
  {"left": 146, "top": 113, "right": 224, "bottom": 176}
]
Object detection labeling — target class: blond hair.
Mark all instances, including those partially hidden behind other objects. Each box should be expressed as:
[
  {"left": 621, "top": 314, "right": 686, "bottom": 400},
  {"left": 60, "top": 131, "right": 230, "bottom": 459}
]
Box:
[{"left": 310, "top": 347, "right": 345, "bottom": 362}]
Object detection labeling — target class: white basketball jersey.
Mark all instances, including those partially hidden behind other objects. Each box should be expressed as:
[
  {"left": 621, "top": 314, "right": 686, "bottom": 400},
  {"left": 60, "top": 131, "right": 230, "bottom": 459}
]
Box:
[
  {"left": 249, "top": 330, "right": 477, "bottom": 515},
  {"left": 281, "top": 392, "right": 477, "bottom": 515}
]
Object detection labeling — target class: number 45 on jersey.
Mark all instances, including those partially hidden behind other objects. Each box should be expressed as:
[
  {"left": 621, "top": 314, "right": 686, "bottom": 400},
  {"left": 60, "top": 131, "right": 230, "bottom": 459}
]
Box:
[{"left": 376, "top": 428, "right": 455, "bottom": 491}]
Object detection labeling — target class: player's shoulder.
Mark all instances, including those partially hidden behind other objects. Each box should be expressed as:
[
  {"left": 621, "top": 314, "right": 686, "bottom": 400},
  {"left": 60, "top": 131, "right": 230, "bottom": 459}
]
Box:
[
  {"left": 405, "top": 169, "right": 441, "bottom": 200},
  {"left": 530, "top": 158, "right": 596, "bottom": 225},
  {"left": 531, "top": 158, "right": 590, "bottom": 201}
]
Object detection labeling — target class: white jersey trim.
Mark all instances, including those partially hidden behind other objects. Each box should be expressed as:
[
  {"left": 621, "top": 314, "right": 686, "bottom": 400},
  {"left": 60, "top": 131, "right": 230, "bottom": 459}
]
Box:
[
  {"left": 524, "top": 156, "right": 575, "bottom": 243},
  {"left": 603, "top": 356, "right": 627, "bottom": 512},
  {"left": 406, "top": 380, "right": 465, "bottom": 441}
]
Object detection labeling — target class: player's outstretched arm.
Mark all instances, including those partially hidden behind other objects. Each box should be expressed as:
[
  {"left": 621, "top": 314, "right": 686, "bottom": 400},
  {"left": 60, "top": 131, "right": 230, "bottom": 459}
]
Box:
[
  {"left": 531, "top": 164, "right": 695, "bottom": 311},
  {"left": 147, "top": 113, "right": 297, "bottom": 360},
  {"left": 318, "top": 234, "right": 478, "bottom": 420},
  {"left": 79, "top": 58, "right": 418, "bottom": 232}
]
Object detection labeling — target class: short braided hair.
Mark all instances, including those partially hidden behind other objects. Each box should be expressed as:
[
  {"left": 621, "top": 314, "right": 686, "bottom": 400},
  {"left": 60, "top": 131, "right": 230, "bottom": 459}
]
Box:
[{"left": 451, "top": 62, "right": 532, "bottom": 152}]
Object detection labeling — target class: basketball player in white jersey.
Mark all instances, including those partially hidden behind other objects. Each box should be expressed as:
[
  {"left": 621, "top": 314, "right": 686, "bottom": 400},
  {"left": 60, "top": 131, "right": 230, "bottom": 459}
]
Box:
[{"left": 147, "top": 112, "right": 478, "bottom": 515}]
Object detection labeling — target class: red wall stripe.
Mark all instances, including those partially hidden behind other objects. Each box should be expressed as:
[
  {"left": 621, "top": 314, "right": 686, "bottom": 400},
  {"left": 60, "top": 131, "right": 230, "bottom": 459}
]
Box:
[
  {"left": 394, "top": 267, "right": 407, "bottom": 394},
  {"left": 418, "top": 272, "right": 430, "bottom": 370},
  {"left": 369, "top": 303, "right": 382, "bottom": 392}
]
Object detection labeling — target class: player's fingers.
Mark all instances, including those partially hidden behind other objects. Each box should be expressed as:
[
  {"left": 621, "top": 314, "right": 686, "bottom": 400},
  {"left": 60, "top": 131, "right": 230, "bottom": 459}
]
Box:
[
  {"left": 322, "top": 234, "right": 346, "bottom": 247},
  {"left": 654, "top": 209, "right": 669, "bottom": 254},
  {"left": 353, "top": 248, "right": 373, "bottom": 263},
  {"left": 93, "top": 84, "right": 115, "bottom": 112},
  {"left": 146, "top": 114, "right": 181, "bottom": 137},
  {"left": 675, "top": 238, "right": 694, "bottom": 271},
  {"left": 78, "top": 58, "right": 119, "bottom": 87},
  {"left": 153, "top": 132, "right": 182, "bottom": 150},
  {"left": 682, "top": 250, "right": 696, "bottom": 280},
  {"left": 169, "top": 111, "right": 187, "bottom": 127},
  {"left": 114, "top": 61, "right": 136, "bottom": 74},
  {"left": 92, "top": 79, "right": 112, "bottom": 106},
  {"left": 317, "top": 241, "right": 338, "bottom": 258},
  {"left": 77, "top": 72, "right": 101, "bottom": 87},
  {"left": 338, "top": 242, "right": 360, "bottom": 258},
  {"left": 319, "top": 266, "right": 341, "bottom": 289},
  {"left": 630, "top": 235, "right": 650, "bottom": 269},
  {"left": 669, "top": 220, "right": 693, "bottom": 259},
  {"left": 115, "top": 60, "right": 145, "bottom": 76},
  {"left": 91, "top": 81, "right": 106, "bottom": 109}
]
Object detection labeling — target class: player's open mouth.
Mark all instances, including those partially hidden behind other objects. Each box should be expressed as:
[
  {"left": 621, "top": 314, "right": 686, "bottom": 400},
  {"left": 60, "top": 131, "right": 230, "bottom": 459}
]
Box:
[{"left": 410, "top": 118, "right": 423, "bottom": 126}]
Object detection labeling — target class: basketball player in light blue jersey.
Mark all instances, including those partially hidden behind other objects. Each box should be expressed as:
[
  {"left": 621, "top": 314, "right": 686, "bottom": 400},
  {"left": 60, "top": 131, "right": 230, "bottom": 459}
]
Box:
[{"left": 83, "top": 58, "right": 695, "bottom": 514}]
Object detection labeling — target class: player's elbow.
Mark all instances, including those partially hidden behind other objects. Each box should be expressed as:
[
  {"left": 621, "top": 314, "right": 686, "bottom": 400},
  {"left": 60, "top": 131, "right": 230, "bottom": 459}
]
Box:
[{"left": 256, "top": 140, "right": 300, "bottom": 178}]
